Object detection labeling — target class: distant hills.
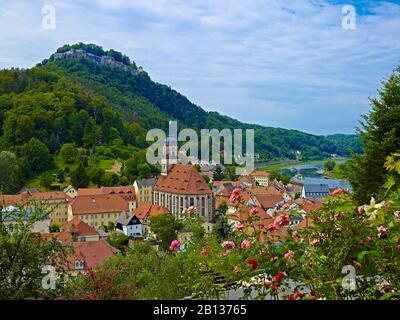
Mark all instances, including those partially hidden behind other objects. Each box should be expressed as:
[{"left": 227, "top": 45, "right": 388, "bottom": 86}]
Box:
[{"left": 0, "top": 43, "right": 362, "bottom": 163}]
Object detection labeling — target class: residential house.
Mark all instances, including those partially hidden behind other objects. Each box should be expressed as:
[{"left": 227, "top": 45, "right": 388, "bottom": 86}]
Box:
[
  {"left": 134, "top": 177, "right": 157, "bottom": 206},
  {"left": 133, "top": 203, "right": 169, "bottom": 238},
  {"left": 68, "top": 194, "right": 130, "bottom": 228},
  {"left": 302, "top": 184, "right": 331, "bottom": 198},
  {"left": 66, "top": 240, "right": 118, "bottom": 273},
  {"left": 250, "top": 170, "right": 270, "bottom": 186},
  {"left": 78, "top": 186, "right": 136, "bottom": 212},
  {"left": 30, "top": 192, "right": 74, "bottom": 225},
  {"left": 1, "top": 191, "right": 73, "bottom": 225},
  {"left": 254, "top": 194, "right": 285, "bottom": 211},
  {"left": 57, "top": 217, "right": 100, "bottom": 242},
  {"left": 116, "top": 212, "right": 143, "bottom": 238},
  {"left": 1, "top": 206, "right": 51, "bottom": 233},
  {"left": 64, "top": 185, "right": 78, "bottom": 198}
]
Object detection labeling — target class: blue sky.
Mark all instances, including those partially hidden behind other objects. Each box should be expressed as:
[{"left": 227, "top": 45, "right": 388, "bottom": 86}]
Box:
[{"left": 0, "top": 0, "right": 399, "bottom": 135}]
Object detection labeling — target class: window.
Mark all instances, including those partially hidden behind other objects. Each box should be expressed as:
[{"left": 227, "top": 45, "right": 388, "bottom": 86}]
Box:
[{"left": 75, "top": 260, "right": 84, "bottom": 270}]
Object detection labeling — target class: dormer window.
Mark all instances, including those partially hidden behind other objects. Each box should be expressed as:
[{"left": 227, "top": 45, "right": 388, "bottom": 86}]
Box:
[{"left": 75, "top": 260, "right": 85, "bottom": 270}]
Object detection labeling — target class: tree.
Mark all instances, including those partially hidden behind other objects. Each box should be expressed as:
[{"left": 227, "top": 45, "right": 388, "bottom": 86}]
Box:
[
  {"left": 20, "top": 138, "right": 53, "bottom": 174},
  {"left": 88, "top": 167, "right": 105, "bottom": 187},
  {"left": 60, "top": 143, "right": 78, "bottom": 164},
  {"left": 213, "top": 166, "right": 224, "bottom": 181},
  {"left": 0, "top": 151, "right": 24, "bottom": 194},
  {"left": 40, "top": 172, "right": 54, "bottom": 189},
  {"left": 348, "top": 66, "right": 400, "bottom": 203},
  {"left": 107, "top": 231, "right": 129, "bottom": 254},
  {"left": 224, "top": 166, "right": 237, "bottom": 181},
  {"left": 101, "top": 172, "right": 120, "bottom": 187},
  {"left": 71, "top": 162, "right": 89, "bottom": 188},
  {"left": 47, "top": 133, "right": 61, "bottom": 153},
  {"left": 49, "top": 223, "right": 61, "bottom": 233},
  {"left": 107, "top": 221, "right": 115, "bottom": 231},
  {"left": 137, "top": 163, "right": 151, "bottom": 179},
  {"left": 324, "top": 160, "right": 336, "bottom": 172},
  {"left": 212, "top": 215, "right": 233, "bottom": 241},
  {"left": 269, "top": 171, "right": 290, "bottom": 185},
  {"left": 212, "top": 204, "right": 232, "bottom": 241},
  {"left": 0, "top": 205, "right": 69, "bottom": 299},
  {"left": 56, "top": 170, "right": 65, "bottom": 183},
  {"left": 148, "top": 214, "right": 183, "bottom": 250}
]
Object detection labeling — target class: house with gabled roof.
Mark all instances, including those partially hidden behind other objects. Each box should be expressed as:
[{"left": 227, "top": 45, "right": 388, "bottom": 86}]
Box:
[{"left": 116, "top": 211, "right": 143, "bottom": 237}]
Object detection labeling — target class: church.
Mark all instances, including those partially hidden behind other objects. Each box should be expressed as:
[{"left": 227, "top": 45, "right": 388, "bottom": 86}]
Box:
[{"left": 152, "top": 132, "right": 214, "bottom": 221}]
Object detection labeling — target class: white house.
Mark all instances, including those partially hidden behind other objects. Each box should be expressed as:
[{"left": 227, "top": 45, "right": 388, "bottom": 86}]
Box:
[{"left": 115, "top": 212, "right": 143, "bottom": 238}]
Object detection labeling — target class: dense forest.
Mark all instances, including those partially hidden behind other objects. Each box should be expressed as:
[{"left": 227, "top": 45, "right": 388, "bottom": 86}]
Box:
[{"left": 0, "top": 43, "right": 361, "bottom": 193}]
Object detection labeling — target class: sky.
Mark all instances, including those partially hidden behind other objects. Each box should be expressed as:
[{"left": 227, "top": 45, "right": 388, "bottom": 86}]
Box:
[{"left": 0, "top": 0, "right": 399, "bottom": 135}]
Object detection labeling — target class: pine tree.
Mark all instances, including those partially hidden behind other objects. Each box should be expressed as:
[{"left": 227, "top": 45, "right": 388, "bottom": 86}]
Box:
[
  {"left": 71, "top": 162, "right": 89, "bottom": 188},
  {"left": 348, "top": 66, "right": 400, "bottom": 203}
]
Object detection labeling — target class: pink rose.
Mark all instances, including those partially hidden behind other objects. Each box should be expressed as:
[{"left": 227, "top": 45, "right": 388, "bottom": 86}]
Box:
[
  {"left": 284, "top": 250, "right": 295, "bottom": 261},
  {"left": 222, "top": 241, "right": 236, "bottom": 250},
  {"left": 241, "top": 240, "right": 251, "bottom": 249},
  {"left": 236, "top": 222, "right": 245, "bottom": 232},
  {"left": 357, "top": 205, "right": 366, "bottom": 215},
  {"left": 377, "top": 226, "right": 387, "bottom": 239},
  {"left": 229, "top": 188, "right": 242, "bottom": 203},
  {"left": 394, "top": 211, "right": 400, "bottom": 219},
  {"left": 311, "top": 237, "right": 321, "bottom": 246},
  {"left": 169, "top": 239, "right": 181, "bottom": 252},
  {"left": 250, "top": 207, "right": 259, "bottom": 215}
]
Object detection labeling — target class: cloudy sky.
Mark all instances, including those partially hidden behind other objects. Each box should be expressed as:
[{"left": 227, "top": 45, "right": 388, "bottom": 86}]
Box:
[{"left": 0, "top": 0, "right": 399, "bottom": 134}]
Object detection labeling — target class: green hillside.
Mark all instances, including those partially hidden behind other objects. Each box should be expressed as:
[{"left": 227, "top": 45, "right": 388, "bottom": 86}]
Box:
[{"left": 0, "top": 43, "right": 361, "bottom": 192}]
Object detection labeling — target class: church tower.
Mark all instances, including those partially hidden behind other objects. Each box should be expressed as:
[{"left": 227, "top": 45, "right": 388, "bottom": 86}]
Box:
[{"left": 161, "top": 121, "right": 178, "bottom": 175}]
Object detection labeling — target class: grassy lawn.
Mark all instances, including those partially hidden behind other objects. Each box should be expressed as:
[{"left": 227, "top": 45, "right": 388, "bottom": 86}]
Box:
[
  {"left": 257, "top": 158, "right": 349, "bottom": 172},
  {"left": 98, "top": 159, "right": 117, "bottom": 170}
]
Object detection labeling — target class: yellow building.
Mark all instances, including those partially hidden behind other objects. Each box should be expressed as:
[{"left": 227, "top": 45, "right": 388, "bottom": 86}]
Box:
[
  {"left": 1, "top": 191, "right": 73, "bottom": 226},
  {"left": 134, "top": 178, "right": 157, "bottom": 206},
  {"left": 250, "top": 170, "right": 270, "bottom": 187},
  {"left": 68, "top": 194, "right": 130, "bottom": 228}
]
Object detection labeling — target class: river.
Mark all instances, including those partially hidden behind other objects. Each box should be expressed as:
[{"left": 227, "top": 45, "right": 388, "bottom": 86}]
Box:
[{"left": 277, "top": 161, "right": 352, "bottom": 191}]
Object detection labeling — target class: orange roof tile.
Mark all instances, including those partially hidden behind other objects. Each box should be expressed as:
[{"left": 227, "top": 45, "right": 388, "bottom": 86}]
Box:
[
  {"left": 58, "top": 218, "right": 98, "bottom": 242},
  {"left": 71, "top": 194, "right": 129, "bottom": 215},
  {"left": 251, "top": 170, "right": 270, "bottom": 177},
  {"left": 255, "top": 194, "right": 284, "bottom": 209},
  {"left": 155, "top": 164, "right": 211, "bottom": 195},
  {"left": 66, "top": 240, "right": 118, "bottom": 270},
  {"left": 134, "top": 203, "right": 169, "bottom": 220}
]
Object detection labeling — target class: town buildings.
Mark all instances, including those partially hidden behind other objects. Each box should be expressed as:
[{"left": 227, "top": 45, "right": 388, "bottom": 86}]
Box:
[
  {"left": 134, "top": 177, "right": 157, "bottom": 206},
  {"left": 153, "top": 164, "right": 214, "bottom": 221},
  {"left": 67, "top": 193, "right": 130, "bottom": 228}
]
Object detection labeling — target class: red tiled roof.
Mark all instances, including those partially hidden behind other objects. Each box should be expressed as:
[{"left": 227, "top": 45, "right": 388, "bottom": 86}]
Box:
[
  {"left": 229, "top": 206, "right": 271, "bottom": 222},
  {"left": 255, "top": 194, "right": 284, "bottom": 209},
  {"left": 58, "top": 218, "right": 98, "bottom": 242},
  {"left": 77, "top": 186, "right": 136, "bottom": 201},
  {"left": 31, "top": 192, "right": 73, "bottom": 202},
  {"left": 1, "top": 193, "right": 30, "bottom": 207},
  {"left": 66, "top": 240, "right": 118, "bottom": 270},
  {"left": 155, "top": 164, "right": 211, "bottom": 195},
  {"left": 134, "top": 203, "right": 169, "bottom": 221},
  {"left": 251, "top": 170, "right": 270, "bottom": 177},
  {"left": 71, "top": 194, "right": 129, "bottom": 215},
  {"left": 1, "top": 191, "right": 72, "bottom": 207}
]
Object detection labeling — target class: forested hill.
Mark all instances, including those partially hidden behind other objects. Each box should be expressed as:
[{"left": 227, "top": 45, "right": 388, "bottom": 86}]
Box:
[{"left": 0, "top": 43, "right": 360, "bottom": 169}]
